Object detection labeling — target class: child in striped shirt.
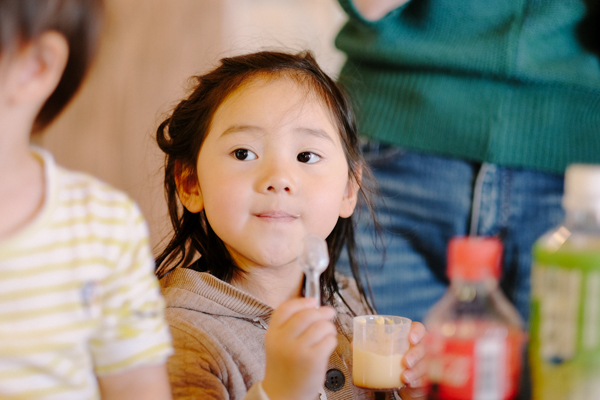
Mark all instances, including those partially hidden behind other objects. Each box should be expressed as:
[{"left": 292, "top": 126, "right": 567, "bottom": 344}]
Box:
[{"left": 0, "top": 1, "right": 172, "bottom": 399}]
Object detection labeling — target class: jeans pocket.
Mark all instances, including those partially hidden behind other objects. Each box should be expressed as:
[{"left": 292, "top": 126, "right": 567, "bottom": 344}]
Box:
[{"left": 360, "top": 138, "right": 405, "bottom": 168}]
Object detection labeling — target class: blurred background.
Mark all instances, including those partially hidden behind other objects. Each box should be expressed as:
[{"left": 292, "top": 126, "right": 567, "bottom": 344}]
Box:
[{"left": 37, "top": 0, "right": 347, "bottom": 252}]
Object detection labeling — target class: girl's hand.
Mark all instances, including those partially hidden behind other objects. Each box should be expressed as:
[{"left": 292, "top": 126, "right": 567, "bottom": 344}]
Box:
[
  {"left": 262, "top": 297, "right": 338, "bottom": 400},
  {"left": 399, "top": 321, "right": 428, "bottom": 399}
]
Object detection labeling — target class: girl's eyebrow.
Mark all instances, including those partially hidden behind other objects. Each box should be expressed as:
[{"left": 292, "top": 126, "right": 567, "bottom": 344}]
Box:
[
  {"left": 294, "top": 127, "right": 334, "bottom": 143},
  {"left": 219, "top": 125, "right": 334, "bottom": 143},
  {"left": 219, "top": 125, "right": 262, "bottom": 137}
]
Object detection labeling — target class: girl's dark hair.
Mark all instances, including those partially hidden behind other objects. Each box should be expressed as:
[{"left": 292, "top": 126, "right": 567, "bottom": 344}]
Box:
[
  {"left": 0, "top": 0, "right": 104, "bottom": 132},
  {"left": 156, "top": 50, "right": 378, "bottom": 313}
]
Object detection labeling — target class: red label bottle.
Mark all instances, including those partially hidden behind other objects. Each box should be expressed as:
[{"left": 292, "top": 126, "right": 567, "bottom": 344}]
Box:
[{"left": 425, "top": 237, "right": 526, "bottom": 400}]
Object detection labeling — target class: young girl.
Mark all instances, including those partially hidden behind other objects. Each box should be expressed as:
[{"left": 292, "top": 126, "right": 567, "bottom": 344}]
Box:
[{"left": 156, "top": 51, "right": 427, "bottom": 400}]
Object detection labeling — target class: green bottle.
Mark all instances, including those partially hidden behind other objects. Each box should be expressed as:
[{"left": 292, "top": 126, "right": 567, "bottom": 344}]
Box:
[{"left": 530, "top": 164, "right": 600, "bottom": 399}]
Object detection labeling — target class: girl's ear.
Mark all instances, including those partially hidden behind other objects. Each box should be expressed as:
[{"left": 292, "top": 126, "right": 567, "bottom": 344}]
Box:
[
  {"left": 339, "top": 166, "right": 362, "bottom": 218},
  {"left": 175, "top": 162, "right": 204, "bottom": 213}
]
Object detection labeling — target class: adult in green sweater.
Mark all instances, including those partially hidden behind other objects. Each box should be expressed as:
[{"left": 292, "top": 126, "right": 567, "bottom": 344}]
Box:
[{"left": 335, "top": 0, "right": 600, "bottom": 324}]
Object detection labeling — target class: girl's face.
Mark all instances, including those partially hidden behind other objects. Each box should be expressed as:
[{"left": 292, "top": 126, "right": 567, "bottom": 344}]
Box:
[{"left": 179, "top": 76, "right": 358, "bottom": 272}]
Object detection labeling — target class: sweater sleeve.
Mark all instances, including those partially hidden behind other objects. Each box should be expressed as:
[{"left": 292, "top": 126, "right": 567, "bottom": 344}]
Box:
[
  {"left": 167, "top": 326, "right": 267, "bottom": 400},
  {"left": 90, "top": 200, "right": 172, "bottom": 375}
]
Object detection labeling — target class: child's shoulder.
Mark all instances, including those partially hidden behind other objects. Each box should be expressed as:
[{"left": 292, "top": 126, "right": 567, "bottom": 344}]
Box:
[
  {"left": 35, "top": 147, "right": 142, "bottom": 219},
  {"left": 1, "top": 149, "right": 148, "bottom": 255},
  {"left": 56, "top": 165, "right": 134, "bottom": 208}
]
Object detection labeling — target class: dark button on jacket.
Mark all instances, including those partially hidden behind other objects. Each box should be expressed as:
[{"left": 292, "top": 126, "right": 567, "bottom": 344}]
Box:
[{"left": 325, "top": 368, "right": 345, "bottom": 391}]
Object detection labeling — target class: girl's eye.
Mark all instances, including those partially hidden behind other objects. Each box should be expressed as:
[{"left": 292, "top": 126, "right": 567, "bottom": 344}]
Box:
[
  {"left": 297, "top": 152, "right": 321, "bottom": 164},
  {"left": 232, "top": 148, "right": 257, "bottom": 161}
]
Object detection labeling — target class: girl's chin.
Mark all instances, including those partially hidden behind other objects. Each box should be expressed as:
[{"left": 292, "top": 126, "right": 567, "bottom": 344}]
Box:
[
  {"left": 248, "top": 256, "right": 300, "bottom": 271},
  {"left": 227, "top": 248, "right": 299, "bottom": 270}
]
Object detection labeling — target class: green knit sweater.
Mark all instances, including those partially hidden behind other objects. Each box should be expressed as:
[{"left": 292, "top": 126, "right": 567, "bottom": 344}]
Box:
[{"left": 335, "top": 0, "right": 600, "bottom": 174}]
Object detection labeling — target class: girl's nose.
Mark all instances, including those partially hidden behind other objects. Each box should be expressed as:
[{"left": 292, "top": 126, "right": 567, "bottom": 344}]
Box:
[
  {"left": 267, "top": 181, "right": 291, "bottom": 193},
  {"left": 257, "top": 160, "right": 295, "bottom": 194}
]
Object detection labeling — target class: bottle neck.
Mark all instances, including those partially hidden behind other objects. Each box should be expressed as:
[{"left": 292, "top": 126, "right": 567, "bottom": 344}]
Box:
[
  {"left": 450, "top": 277, "right": 497, "bottom": 297},
  {"left": 426, "top": 276, "right": 523, "bottom": 329},
  {"left": 446, "top": 278, "right": 497, "bottom": 319}
]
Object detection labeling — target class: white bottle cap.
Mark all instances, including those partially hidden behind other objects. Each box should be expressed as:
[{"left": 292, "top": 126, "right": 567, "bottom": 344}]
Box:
[{"left": 562, "top": 164, "right": 600, "bottom": 211}]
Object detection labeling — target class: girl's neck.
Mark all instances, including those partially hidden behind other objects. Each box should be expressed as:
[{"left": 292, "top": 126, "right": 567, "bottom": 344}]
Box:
[{"left": 230, "top": 263, "right": 304, "bottom": 309}]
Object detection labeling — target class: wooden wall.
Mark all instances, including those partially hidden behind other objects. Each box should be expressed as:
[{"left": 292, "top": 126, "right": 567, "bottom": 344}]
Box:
[{"left": 40, "top": 0, "right": 345, "bottom": 252}]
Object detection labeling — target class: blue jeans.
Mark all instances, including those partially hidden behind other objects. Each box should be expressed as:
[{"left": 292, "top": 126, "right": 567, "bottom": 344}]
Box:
[{"left": 340, "top": 144, "right": 565, "bottom": 324}]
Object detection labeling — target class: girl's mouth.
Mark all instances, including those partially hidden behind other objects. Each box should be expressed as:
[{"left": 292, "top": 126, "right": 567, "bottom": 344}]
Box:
[{"left": 254, "top": 211, "right": 299, "bottom": 220}]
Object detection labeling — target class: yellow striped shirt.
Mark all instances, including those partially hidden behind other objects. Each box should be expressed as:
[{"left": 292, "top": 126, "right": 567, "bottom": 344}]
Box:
[{"left": 0, "top": 148, "right": 172, "bottom": 399}]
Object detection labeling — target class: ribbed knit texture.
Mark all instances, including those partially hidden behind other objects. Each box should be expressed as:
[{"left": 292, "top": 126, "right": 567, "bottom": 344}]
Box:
[
  {"left": 335, "top": 0, "right": 600, "bottom": 174},
  {"left": 162, "top": 269, "right": 388, "bottom": 400}
]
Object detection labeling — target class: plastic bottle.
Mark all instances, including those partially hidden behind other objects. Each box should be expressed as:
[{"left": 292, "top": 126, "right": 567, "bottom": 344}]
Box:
[
  {"left": 425, "top": 236, "right": 525, "bottom": 400},
  {"left": 529, "top": 164, "right": 600, "bottom": 400}
]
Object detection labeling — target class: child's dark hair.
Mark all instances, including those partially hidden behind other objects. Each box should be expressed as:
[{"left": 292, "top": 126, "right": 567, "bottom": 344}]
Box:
[
  {"left": 156, "top": 50, "right": 377, "bottom": 313},
  {"left": 0, "top": 0, "right": 104, "bottom": 132}
]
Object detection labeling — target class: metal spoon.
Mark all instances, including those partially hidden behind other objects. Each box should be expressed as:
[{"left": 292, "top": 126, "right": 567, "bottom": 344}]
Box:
[{"left": 298, "top": 233, "right": 329, "bottom": 308}]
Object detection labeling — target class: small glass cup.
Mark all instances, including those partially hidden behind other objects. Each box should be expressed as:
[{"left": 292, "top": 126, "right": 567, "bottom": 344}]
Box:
[{"left": 353, "top": 315, "right": 412, "bottom": 391}]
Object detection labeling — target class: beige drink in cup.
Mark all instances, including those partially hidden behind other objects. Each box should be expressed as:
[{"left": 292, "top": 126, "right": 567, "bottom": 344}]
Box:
[{"left": 353, "top": 315, "right": 411, "bottom": 390}]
